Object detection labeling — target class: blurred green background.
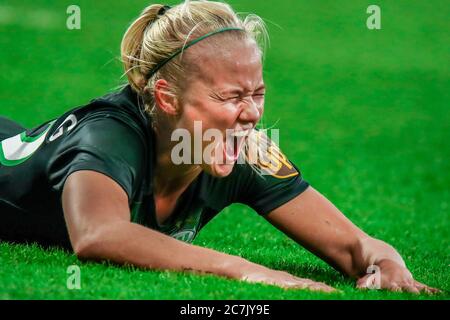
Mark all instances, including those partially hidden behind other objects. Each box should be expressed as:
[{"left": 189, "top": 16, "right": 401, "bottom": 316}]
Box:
[{"left": 0, "top": 0, "right": 448, "bottom": 299}]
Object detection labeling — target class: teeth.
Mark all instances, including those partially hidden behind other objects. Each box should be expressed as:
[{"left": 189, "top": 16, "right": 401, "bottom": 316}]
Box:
[{"left": 230, "top": 129, "right": 250, "bottom": 137}]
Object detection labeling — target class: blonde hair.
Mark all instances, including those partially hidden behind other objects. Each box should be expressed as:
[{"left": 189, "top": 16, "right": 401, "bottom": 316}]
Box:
[
  {"left": 121, "top": 0, "right": 274, "bottom": 175},
  {"left": 121, "top": 0, "right": 268, "bottom": 115}
]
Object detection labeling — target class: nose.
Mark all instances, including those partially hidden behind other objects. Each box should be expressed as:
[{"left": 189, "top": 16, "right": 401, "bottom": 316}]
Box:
[{"left": 239, "top": 97, "right": 262, "bottom": 124}]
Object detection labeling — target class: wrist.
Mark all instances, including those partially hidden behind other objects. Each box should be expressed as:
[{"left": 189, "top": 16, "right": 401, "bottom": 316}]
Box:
[
  {"left": 220, "top": 255, "right": 266, "bottom": 280},
  {"left": 375, "top": 258, "right": 407, "bottom": 270},
  {"left": 356, "top": 237, "right": 406, "bottom": 271},
  {"left": 372, "top": 254, "right": 406, "bottom": 270},
  {"left": 210, "top": 254, "right": 246, "bottom": 279}
]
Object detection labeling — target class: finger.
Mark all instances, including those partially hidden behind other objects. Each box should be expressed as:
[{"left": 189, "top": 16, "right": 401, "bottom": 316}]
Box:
[
  {"left": 290, "top": 280, "right": 337, "bottom": 293},
  {"left": 310, "top": 282, "right": 337, "bottom": 292},
  {"left": 310, "top": 281, "right": 338, "bottom": 293},
  {"left": 413, "top": 280, "right": 426, "bottom": 290},
  {"left": 403, "top": 284, "right": 420, "bottom": 294},
  {"left": 422, "top": 285, "right": 441, "bottom": 294},
  {"left": 387, "top": 283, "right": 402, "bottom": 293},
  {"left": 414, "top": 280, "right": 442, "bottom": 294},
  {"left": 305, "top": 283, "right": 337, "bottom": 293},
  {"left": 315, "top": 282, "right": 339, "bottom": 293},
  {"left": 290, "top": 276, "right": 338, "bottom": 292},
  {"left": 425, "top": 287, "right": 441, "bottom": 294},
  {"left": 413, "top": 281, "right": 429, "bottom": 294}
]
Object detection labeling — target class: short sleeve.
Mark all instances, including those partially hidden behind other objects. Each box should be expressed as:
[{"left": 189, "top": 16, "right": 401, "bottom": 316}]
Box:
[
  {"left": 46, "top": 116, "right": 146, "bottom": 203},
  {"left": 234, "top": 139, "right": 310, "bottom": 216},
  {"left": 238, "top": 163, "right": 309, "bottom": 216}
]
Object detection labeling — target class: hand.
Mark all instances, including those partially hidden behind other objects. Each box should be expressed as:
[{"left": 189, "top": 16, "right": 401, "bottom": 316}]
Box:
[
  {"left": 356, "top": 259, "right": 442, "bottom": 294},
  {"left": 239, "top": 262, "right": 337, "bottom": 293}
]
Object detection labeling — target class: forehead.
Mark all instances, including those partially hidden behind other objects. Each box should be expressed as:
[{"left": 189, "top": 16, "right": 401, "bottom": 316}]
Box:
[{"left": 186, "top": 38, "right": 263, "bottom": 91}]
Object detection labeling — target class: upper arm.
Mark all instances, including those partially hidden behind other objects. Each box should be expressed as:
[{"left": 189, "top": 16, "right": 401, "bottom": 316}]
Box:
[
  {"left": 62, "top": 170, "right": 131, "bottom": 251},
  {"left": 265, "top": 186, "right": 368, "bottom": 275}
]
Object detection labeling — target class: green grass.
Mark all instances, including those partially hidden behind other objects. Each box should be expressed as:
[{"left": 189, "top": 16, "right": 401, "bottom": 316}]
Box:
[{"left": 0, "top": 0, "right": 449, "bottom": 299}]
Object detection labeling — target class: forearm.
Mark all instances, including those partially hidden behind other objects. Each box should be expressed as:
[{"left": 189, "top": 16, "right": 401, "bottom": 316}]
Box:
[{"left": 74, "top": 221, "right": 250, "bottom": 279}]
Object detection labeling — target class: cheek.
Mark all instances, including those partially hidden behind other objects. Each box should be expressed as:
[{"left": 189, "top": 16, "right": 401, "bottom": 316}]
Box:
[
  {"left": 254, "top": 103, "right": 264, "bottom": 122},
  {"left": 183, "top": 102, "right": 239, "bottom": 131},
  {"left": 211, "top": 103, "right": 241, "bottom": 128},
  {"left": 177, "top": 107, "right": 196, "bottom": 133}
]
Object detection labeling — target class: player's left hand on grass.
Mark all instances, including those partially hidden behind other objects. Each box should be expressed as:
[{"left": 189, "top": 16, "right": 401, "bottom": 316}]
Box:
[{"left": 356, "top": 259, "right": 442, "bottom": 294}]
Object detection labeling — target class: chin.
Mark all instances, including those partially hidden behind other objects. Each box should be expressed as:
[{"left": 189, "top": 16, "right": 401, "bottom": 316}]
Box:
[{"left": 203, "top": 162, "right": 235, "bottom": 178}]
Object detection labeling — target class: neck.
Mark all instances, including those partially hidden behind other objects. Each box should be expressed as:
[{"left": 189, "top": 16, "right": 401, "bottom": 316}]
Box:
[{"left": 153, "top": 125, "right": 202, "bottom": 197}]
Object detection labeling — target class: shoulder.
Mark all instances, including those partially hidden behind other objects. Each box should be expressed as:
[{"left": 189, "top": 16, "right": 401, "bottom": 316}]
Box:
[
  {"left": 46, "top": 115, "right": 151, "bottom": 201},
  {"left": 72, "top": 115, "right": 147, "bottom": 149},
  {"left": 49, "top": 85, "right": 151, "bottom": 155},
  {"left": 50, "top": 84, "right": 148, "bottom": 141}
]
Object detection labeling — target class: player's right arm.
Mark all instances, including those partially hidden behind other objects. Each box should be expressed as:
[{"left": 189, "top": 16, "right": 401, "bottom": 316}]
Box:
[{"left": 62, "top": 170, "right": 336, "bottom": 292}]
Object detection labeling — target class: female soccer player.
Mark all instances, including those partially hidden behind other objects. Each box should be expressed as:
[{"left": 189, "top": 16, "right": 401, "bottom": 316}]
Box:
[{"left": 0, "top": 1, "right": 440, "bottom": 294}]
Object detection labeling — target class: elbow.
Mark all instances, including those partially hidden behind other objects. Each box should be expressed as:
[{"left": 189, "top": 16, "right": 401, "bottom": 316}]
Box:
[
  {"left": 73, "top": 240, "right": 94, "bottom": 260},
  {"left": 71, "top": 230, "right": 106, "bottom": 260}
]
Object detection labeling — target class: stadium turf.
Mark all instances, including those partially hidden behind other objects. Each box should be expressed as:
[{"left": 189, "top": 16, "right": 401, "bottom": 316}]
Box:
[{"left": 0, "top": 0, "right": 448, "bottom": 299}]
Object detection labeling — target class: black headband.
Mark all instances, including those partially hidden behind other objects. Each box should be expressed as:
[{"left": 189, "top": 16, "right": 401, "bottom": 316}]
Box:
[
  {"left": 145, "top": 27, "right": 245, "bottom": 79},
  {"left": 157, "top": 5, "right": 171, "bottom": 16},
  {"left": 145, "top": 4, "right": 245, "bottom": 79}
]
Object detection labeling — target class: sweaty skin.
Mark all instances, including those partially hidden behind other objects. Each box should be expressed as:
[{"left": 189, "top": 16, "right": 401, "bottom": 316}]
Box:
[{"left": 62, "top": 38, "right": 440, "bottom": 294}]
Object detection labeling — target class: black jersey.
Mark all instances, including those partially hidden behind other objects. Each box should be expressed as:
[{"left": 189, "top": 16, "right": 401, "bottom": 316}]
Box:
[{"left": 0, "top": 85, "right": 309, "bottom": 249}]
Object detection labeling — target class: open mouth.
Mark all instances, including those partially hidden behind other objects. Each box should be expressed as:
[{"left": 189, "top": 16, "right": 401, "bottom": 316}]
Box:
[{"left": 223, "top": 129, "right": 251, "bottom": 163}]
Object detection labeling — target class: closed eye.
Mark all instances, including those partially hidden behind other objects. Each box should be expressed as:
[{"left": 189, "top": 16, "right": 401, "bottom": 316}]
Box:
[
  {"left": 228, "top": 94, "right": 265, "bottom": 100},
  {"left": 211, "top": 93, "right": 265, "bottom": 103}
]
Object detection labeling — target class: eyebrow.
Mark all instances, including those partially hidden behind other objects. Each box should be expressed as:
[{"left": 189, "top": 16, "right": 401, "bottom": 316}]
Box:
[{"left": 218, "top": 84, "right": 266, "bottom": 96}]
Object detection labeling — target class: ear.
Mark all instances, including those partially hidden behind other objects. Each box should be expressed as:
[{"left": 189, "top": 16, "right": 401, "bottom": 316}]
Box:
[{"left": 153, "top": 79, "right": 179, "bottom": 115}]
